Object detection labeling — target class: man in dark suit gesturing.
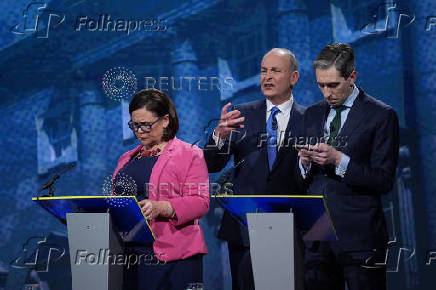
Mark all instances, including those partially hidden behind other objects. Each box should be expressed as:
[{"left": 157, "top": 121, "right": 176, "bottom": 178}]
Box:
[
  {"left": 204, "top": 48, "right": 305, "bottom": 289},
  {"left": 298, "top": 43, "right": 400, "bottom": 290}
]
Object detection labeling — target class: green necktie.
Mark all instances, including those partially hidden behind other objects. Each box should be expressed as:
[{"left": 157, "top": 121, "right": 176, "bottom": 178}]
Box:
[{"left": 328, "top": 105, "right": 347, "bottom": 147}]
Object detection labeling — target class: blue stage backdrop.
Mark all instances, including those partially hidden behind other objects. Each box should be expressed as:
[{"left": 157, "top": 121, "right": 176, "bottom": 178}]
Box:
[{"left": 0, "top": 0, "right": 435, "bottom": 289}]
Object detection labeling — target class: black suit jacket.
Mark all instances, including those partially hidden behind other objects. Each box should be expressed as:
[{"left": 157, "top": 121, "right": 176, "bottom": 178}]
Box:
[
  {"left": 301, "top": 87, "right": 399, "bottom": 251},
  {"left": 204, "top": 99, "right": 306, "bottom": 246}
]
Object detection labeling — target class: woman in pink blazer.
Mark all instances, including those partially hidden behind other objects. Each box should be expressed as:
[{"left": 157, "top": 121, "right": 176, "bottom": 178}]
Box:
[{"left": 112, "top": 89, "right": 209, "bottom": 290}]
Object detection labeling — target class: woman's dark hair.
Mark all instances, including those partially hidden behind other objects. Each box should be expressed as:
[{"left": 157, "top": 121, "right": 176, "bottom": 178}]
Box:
[{"left": 129, "top": 89, "right": 179, "bottom": 141}]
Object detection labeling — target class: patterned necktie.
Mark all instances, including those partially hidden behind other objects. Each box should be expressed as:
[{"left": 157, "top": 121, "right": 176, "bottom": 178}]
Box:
[
  {"left": 328, "top": 105, "right": 347, "bottom": 147},
  {"left": 267, "top": 106, "right": 280, "bottom": 170}
]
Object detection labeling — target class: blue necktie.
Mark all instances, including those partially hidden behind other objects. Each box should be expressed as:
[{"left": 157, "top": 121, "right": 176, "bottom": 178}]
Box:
[{"left": 267, "top": 106, "right": 280, "bottom": 171}]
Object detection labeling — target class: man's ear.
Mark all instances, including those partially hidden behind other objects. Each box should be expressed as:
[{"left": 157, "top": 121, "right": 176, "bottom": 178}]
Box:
[
  {"left": 290, "top": 70, "right": 300, "bottom": 87},
  {"left": 348, "top": 70, "right": 357, "bottom": 86}
]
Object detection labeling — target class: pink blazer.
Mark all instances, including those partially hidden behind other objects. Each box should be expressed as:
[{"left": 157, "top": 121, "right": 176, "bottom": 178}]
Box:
[{"left": 112, "top": 137, "right": 209, "bottom": 261}]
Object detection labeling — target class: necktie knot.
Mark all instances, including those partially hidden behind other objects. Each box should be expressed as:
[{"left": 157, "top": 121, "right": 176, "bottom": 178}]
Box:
[
  {"left": 271, "top": 106, "right": 280, "bottom": 116},
  {"left": 333, "top": 105, "right": 347, "bottom": 113}
]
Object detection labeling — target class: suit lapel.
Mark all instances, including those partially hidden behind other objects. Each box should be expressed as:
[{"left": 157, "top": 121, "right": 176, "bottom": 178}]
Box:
[
  {"left": 314, "top": 102, "right": 330, "bottom": 138},
  {"left": 234, "top": 100, "right": 266, "bottom": 147},
  {"left": 250, "top": 100, "right": 267, "bottom": 141},
  {"left": 337, "top": 90, "right": 367, "bottom": 140},
  {"left": 249, "top": 100, "right": 268, "bottom": 173},
  {"left": 149, "top": 139, "right": 175, "bottom": 197}
]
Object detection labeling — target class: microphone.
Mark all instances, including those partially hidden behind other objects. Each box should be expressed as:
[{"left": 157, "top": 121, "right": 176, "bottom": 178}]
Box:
[{"left": 37, "top": 163, "right": 76, "bottom": 198}]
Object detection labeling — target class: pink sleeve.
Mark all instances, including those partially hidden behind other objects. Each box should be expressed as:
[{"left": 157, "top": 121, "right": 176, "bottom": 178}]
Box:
[{"left": 169, "top": 147, "right": 210, "bottom": 226}]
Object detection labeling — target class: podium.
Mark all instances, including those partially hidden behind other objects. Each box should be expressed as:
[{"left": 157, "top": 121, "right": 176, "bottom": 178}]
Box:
[
  {"left": 32, "top": 196, "right": 155, "bottom": 290},
  {"left": 215, "top": 195, "right": 336, "bottom": 290}
]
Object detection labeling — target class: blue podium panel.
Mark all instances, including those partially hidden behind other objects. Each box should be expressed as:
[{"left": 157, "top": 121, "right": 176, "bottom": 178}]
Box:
[
  {"left": 32, "top": 196, "right": 155, "bottom": 242},
  {"left": 214, "top": 195, "right": 337, "bottom": 241}
]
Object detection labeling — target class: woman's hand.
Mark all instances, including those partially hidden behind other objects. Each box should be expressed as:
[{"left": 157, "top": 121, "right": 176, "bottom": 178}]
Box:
[{"left": 139, "top": 200, "right": 175, "bottom": 220}]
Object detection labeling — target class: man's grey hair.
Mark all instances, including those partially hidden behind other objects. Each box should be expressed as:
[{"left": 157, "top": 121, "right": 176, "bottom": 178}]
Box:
[
  {"left": 313, "top": 43, "right": 355, "bottom": 78},
  {"left": 265, "top": 48, "right": 299, "bottom": 72}
]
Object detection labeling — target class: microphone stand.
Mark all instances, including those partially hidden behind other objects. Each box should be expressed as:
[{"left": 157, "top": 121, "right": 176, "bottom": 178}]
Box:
[
  {"left": 35, "top": 163, "right": 76, "bottom": 225},
  {"left": 36, "top": 163, "right": 76, "bottom": 199}
]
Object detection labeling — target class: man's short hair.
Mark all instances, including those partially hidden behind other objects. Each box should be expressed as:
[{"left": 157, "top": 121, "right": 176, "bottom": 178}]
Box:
[
  {"left": 267, "top": 48, "right": 298, "bottom": 72},
  {"left": 313, "top": 43, "right": 355, "bottom": 78}
]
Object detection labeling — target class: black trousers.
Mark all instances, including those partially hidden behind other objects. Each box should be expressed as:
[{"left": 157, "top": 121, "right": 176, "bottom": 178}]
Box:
[
  {"left": 124, "top": 244, "right": 203, "bottom": 290},
  {"left": 304, "top": 241, "right": 386, "bottom": 290},
  {"left": 227, "top": 243, "right": 255, "bottom": 290}
]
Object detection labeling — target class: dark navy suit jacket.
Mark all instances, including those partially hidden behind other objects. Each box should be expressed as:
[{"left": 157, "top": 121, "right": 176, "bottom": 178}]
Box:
[
  {"left": 301, "top": 87, "right": 400, "bottom": 251},
  {"left": 204, "top": 99, "right": 306, "bottom": 246}
]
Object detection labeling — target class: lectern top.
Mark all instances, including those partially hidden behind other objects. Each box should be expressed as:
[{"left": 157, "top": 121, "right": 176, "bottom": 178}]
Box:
[{"left": 32, "top": 195, "right": 155, "bottom": 242}]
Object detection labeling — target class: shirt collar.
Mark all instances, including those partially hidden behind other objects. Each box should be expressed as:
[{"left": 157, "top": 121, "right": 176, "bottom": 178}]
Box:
[
  {"left": 333, "top": 85, "right": 358, "bottom": 109},
  {"left": 266, "top": 94, "right": 294, "bottom": 113}
]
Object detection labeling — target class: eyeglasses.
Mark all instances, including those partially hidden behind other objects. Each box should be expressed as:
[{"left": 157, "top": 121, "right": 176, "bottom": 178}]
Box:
[{"left": 128, "top": 116, "right": 162, "bottom": 132}]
